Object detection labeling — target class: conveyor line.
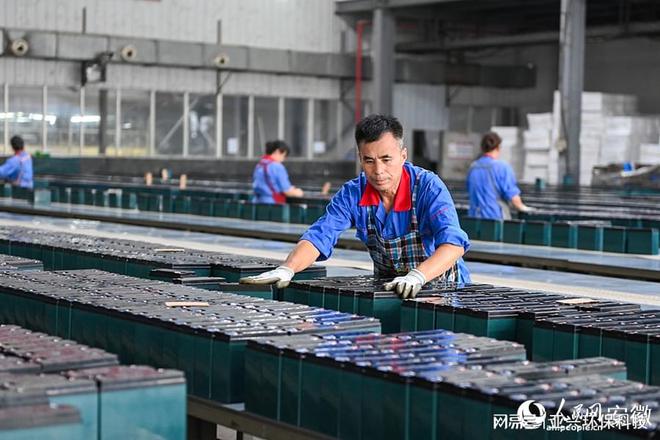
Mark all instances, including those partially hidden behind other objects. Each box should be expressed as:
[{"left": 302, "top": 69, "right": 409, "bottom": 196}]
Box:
[
  {"left": 0, "top": 212, "right": 657, "bottom": 308},
  {"left": 0, "top": 199, "right": 657, "bottom": 281}
]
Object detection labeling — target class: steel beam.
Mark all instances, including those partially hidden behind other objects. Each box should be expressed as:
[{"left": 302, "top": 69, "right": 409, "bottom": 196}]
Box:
[
  {"left": 397, "top": 21, "right": 660, "bottom": 53},
  {"left": 558, "top": 0, "right": 586, "bottom": 185},
  {"left": 187, "top": 397, "right": 334, "bottom": 440},
  {"left": 336, "top": 0, "right": 463, "bottom": 14}
]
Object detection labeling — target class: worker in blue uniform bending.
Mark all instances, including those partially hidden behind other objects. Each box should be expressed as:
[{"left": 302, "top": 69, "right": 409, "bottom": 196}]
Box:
[
  {"left": 0, "top": 136, "right": 33, "bottom": 189},
  {"left": 466, "top": 132, "right": 533, "bottom": 220},
  {"left": 241, "top": 114, "right": 470, "bottom": 299},
  {"left": 252, "top": 140, "right": 303, "bottom": 204}
]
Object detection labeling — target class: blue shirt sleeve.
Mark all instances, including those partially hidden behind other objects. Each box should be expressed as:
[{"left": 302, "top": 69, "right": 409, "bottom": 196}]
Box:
[
  {"left": 0, "top": 156, "right": 19, "bottom": 181},
  {"left": 271, "top": 163, "right": 292, "bottom": 193},
  {"left": 497, "top": 163, "right": 521, "bottom": 201},
  {"left": 418, "top": 173, "right": 470, "bottom": 252},
  {"left": 300, "top": 182, "right": 356, "bottom": 261}
]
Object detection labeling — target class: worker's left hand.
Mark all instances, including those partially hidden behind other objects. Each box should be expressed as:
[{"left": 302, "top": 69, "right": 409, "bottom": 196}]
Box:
[{"left": 383, "top": 269, "right": 426, "bottom": 299}]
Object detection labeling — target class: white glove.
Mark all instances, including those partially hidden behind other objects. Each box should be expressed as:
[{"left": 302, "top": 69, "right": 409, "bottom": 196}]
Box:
[
  {"left": 383, "top": 269, "right": 426, "bottom": 299},
  {"left": 519, "top": 205, "right": 537, "bottom": 213},
  {"left": 239, "top": 266, "right": 294, "bottom": 288}
]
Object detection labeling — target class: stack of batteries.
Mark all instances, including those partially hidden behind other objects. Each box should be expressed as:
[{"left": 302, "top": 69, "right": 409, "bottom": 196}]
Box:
[
  {"left": 401, "top": 287, "right": 660, "bottom": 385},
  {"left": 289, "top": 277, "right": 660, "bottom": 384},
  {"left": 0, "top": 325, "right": 186, "bottom": 440},
  {"left": 246, "top": 329, "right": 658, "bottom": 440},
  {"left": 533, "top": 308, "right": 660, "bottom": 385},
  {"left": 284, "top": 276, "right": 464, "bottom": 333},
  {"left": 0, "top": 254, "right": 43, "bottom": 271},
  {"left": 0, "top": 325, "right": 118, "bottom": 372},
  {"left": 0, "top": 269, "right": 380, "bottom": 403},
  {"left": 419, "top": 368, "right": 659, "bottom": 440},
  {"left": 245, "top": 329, "right": 527, "bottom": 438},
  {"left": 0, "top": 225, "right": 325, "bottom": 282}
]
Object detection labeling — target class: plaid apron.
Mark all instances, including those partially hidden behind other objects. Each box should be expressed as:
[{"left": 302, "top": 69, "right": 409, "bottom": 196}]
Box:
[{"left": 365, "top": 171, "right": 459, "bottom": 282}]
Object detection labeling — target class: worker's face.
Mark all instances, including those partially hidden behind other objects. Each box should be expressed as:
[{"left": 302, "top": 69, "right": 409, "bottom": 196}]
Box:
[
  {"left": 271, "top": 149, "right": 287, "bottom": 163},
  {"left": 359, "top": 132, "right": 407, "bottom": 194}
]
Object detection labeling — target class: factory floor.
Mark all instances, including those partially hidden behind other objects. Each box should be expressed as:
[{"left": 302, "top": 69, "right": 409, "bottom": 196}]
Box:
[{"left": 0, "top": 211, "right": 657, "bottom": 308}]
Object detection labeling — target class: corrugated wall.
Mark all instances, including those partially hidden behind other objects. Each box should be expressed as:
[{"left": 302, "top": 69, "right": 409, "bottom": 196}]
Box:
[{"left": 1, "top": 0, "right": 349, "bottom": 52}]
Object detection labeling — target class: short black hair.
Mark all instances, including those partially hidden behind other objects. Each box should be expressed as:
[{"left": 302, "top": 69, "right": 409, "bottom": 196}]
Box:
[
  {"left": 480, "top": 132, "right": 502, "bottom": 153},
  {"left": 10, "top": 135, "right": 24, "bottom": 151},
  {"left": 265, "top": 140, "right": 290, "bottom": 156},
  {"left": 355, "top": 114, "right": 403, "bottom": 148}
]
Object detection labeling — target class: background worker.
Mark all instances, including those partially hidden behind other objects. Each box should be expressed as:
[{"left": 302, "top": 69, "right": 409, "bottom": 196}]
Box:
[
  {"left": 252, "top": 140, "right": 304, "bottom": 204},
  {"left": 466, "top": 132, "right": 534, "bottom": 220},
  {"left": 0, "top": 136, "right": 33, "bottom": 189},
  {"left": 241, "top": 114, "right": 470, "bottom": 299}
]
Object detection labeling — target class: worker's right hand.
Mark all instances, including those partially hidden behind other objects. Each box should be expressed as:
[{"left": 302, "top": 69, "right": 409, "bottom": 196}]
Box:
[{"left": 239, "top": 266, "right": 295, "bottom": 288}]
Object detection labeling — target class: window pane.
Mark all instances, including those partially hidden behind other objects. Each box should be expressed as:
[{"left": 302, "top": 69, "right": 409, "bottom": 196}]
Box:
[
  {"left": 83, "top": 89, "right": 117, "bottom": 156},
  {"left": 8, "top": 86, "right": 43, "bottom": 154},
  {"left": 313, "top": 99, "right": 338, "bottom": 158},
  {"left": 47, "top": 87, "right": 81, "bottom": 156},
  {"left": 254, "top": 97, "right": 278, "bottom": 156},
  {"left": 119, "top": 90, "right": 150, "bottom": 157},
  {"left": 189, "top": 94, "right": 216, "bottom": 157},
  {"left": 284, "top": 98, "right": 308, "bottom": 157},
  {"left": 155, "top": 92, "right": 183, "bottom": 156},
  {"left": 222, "top": 95, "right": 248, "bottom": 157}
]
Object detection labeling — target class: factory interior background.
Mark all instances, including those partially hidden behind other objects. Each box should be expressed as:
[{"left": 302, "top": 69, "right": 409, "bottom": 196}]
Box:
[{"left": 0, "top": 1, "right": 659, "bottom": 439}]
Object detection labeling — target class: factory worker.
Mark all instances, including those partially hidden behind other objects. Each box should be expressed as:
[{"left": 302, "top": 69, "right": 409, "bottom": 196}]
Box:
[
  {"left": 466, "top": 132, "right": 534, "bottom": 220},
  {"left": 241, "top": 114, "right": 471, "bottom": 299},
  {"left": 0, "top": 136, "right": 33, "bottom": 189},
  {"left": 252, "top": 140, "right": 304, "bottom": 204}
]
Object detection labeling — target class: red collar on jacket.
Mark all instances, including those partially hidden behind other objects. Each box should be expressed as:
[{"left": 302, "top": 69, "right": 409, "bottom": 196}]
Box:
[{"left": 358, "top": 166, "right": 411, "bottom": 212}]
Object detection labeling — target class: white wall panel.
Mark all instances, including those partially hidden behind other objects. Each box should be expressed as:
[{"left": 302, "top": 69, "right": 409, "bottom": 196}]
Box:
[
  {"left": 393, "top": 83, "right": 448, "bottom": 131},
  {"left": 0, "top": 58, "right": 79, "bottom": 86},
  {"left": 0, "top": 0, "right": 84, "bottom": 33},
  {"left": 1, "top": 0, "right": 347, "bottom": 52}
]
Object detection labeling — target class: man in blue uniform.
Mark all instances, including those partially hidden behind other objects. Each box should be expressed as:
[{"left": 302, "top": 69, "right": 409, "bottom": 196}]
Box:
[
  {"left": 466, "top": 132, "right": 533, "bottom": 220},
  {"left": 0, "top": 136, "right": 33, "bottom": 189},
  {"left": 241, "top": 114, "right": 470, "bottom": 299},
  {"left": 252, "top": 140, "right": 303, "bottom": 204}
]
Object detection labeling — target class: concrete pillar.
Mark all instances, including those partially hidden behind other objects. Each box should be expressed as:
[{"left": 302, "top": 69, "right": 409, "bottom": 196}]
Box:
[
  {"left": 306, "top": 98, "right": 314, "bottom": 159},
  {"left": 42, "top": 85, "right": 48, "bottom": 153},
  {"left": 149, "top": 90, "right": 156, "bottom": 157},
  {"left": 372, "top": 7, "right": 395, "bottom": 115},
  {"left": 277, "top": 97, "right": 285, "bottom": 139},
  {"left": 247, "top": 95, "right": 255, "bottom": 158},
  {"left": 98, "top": 89, "right": 108, "bottom": 155},
  {"left": 183, "top": 92, "right": 190, "bottom": 157},
  {"left": 115, "top": 89, "right": 121, "bottom": 156},
  {"left": 215, "top": 92, "right": 223, "bottom": 158},
  {"left": 558, "top": 0, "right": 586, "bottom": 185},
  {"left": 3, "top": 84, "right": 8, "bottom": 154},
  {"left": 79, "top": 87, "right": 85, "bottom": 156}
]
